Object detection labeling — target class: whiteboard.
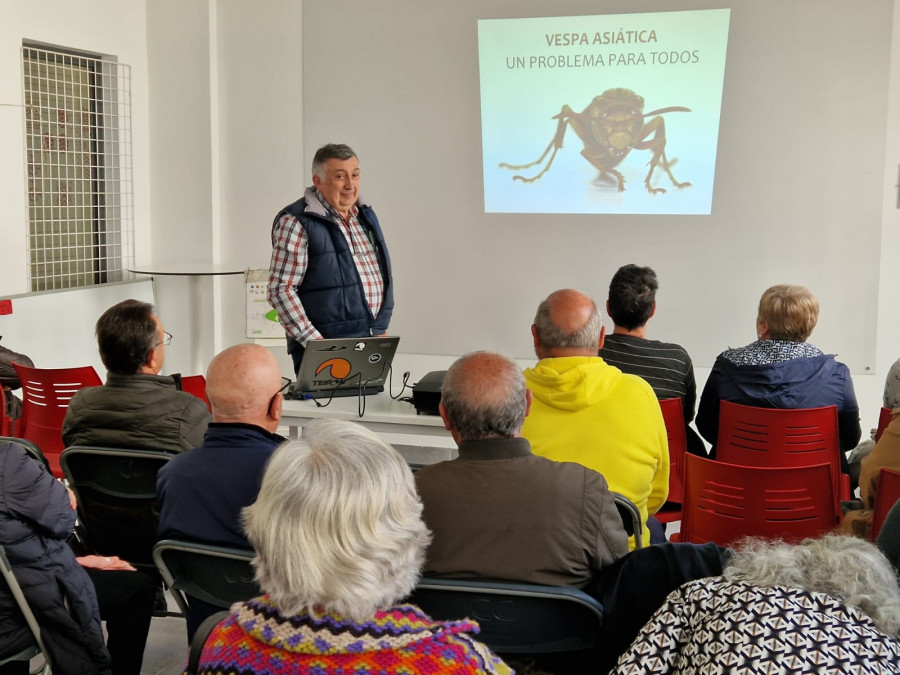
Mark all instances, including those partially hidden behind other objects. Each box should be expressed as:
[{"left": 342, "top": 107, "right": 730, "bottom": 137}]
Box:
[
  {"left": 302, "top": 0, "right": 889, "bottom": 373},
  {"left": 0, "top": 279, "right": 155, "bottom": 377}
]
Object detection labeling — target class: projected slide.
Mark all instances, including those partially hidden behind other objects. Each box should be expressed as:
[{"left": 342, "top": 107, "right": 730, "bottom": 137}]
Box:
[{"left": 479, "top": 9, "right": 730, "bottom": 215}]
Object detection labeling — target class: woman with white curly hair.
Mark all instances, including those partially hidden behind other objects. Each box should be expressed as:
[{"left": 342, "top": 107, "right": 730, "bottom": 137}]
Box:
[
  {"left": 194, "top": 418, "right": 511, "bottom": 675},
  {"left": 614, "top": 534, "right": 900, "bottom": 674}
]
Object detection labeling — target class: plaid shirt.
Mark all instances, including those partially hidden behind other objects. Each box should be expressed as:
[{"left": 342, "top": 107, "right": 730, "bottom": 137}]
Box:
[{"left": 267, "top": 188, "right": 385, "bottom": 346}]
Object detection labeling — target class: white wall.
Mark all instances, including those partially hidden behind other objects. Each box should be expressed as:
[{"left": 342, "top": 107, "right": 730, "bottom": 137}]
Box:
[
  {"left": 0, "top": 0, "right": 302, "bottom": 379},
  {"left": 868, "top": 1, "right": 900, "bottom": 430},
  {"left": 0, "top": 1, "right": 151, "bottom": 297},
  {"left": 143, "top": 0, "right": 303, "bottom": 377},
  {"left": 1, "top": 0, "right": 898, "bottom": 436},
  {"left": 302, "top": 0, "right": 889, "bottom": 377},
  {"left": 214, "top": 0, "right": 303, "bottom": 358},
  {"left": 144, "top": 0, "right": 215, "bottom": 375}
]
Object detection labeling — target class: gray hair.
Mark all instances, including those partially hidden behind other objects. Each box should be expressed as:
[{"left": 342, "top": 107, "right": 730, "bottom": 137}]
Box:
[
  {"left": 533, "top": 295, "right": 603, "bottom": 349},
  {"left": 441, "top": 351, "right": 527, "bottom": 440},
  {"left": 724, "top": 535, "right": 900, "bottom": 636},
  {"left": 312, "top": 143, "right": 357, "bottom": 180},
  {"left": 242, "top": 419, "right": 430, "bottom": 621}
]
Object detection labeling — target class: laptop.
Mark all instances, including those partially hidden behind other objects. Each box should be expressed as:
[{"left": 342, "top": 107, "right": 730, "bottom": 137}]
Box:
[{"left": 289, "top": 336, "right": 400, "bottom": 399}]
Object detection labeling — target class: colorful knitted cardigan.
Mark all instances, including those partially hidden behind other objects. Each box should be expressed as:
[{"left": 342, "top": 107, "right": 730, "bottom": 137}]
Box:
[{"left": 195, "top": 594, "right": 513, "bottom": 674}]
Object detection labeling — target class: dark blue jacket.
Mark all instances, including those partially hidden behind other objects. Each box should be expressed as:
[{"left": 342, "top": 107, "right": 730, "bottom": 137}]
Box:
[
  {"left": 156, "top": 423, "right": 284, "bottom": 549},
  {"left": 696, "top": 353, "right": 861, "bottom": 462},
  {"left": 0, "top": 440, "right": 110, "bottom": 674},
  {"left": 276, "top": 194, "right": 393, "bottom": 339}
]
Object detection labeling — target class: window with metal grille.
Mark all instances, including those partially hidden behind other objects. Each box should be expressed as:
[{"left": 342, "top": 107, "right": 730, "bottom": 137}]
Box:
[{"left": 22, "top": 44, "right": 134, "bottom": 291}]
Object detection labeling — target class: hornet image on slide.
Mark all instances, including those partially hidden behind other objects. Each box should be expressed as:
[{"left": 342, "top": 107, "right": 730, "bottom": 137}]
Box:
[{"left": 499, "top": 88, "right": 692, "bottom": 194}]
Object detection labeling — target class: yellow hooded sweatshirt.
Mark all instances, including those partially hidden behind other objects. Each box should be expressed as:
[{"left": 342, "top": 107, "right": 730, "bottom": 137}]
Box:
[{"left": 521, "top": 356, "right": 669, "bottom": 549}]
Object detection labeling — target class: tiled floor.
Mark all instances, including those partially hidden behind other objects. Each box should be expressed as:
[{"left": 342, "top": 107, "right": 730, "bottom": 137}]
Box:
[
  {"left": 22, "top": 599, "right": 189, "bottom": 675},
  {"left": 141, "top": 608, "right": 189, "bottom": 675}
]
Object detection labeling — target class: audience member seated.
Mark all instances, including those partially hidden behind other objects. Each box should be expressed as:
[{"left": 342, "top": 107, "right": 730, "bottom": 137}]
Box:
[
  {"left": 0, "top": 438, "right": 154, "bottom": 675},
  {"left": 599, "top": 264, "right": 706, "bottom": 456},
  {"left": 520, "top": 288, "right": 669, "bottom": 547},
  {"left": 848, "top": 355, "right": 900, "bottom": 483},
  {"left": 593, "top": 542, "right": 728, "bottom": 672},
  {"left": 156, "top": 343, "right": 286, "bottom": 639},
  {"left": 696, "top": 284, "right": 861, "bottom": 467},
  {"left": 614, "top": 535, "right": 900, "bottom": 674},
  {"left": 842, "top": 412, "right": 900, "bottom": 539},
  {"left": 887, "top": 357, "right": 900, "bottom": 411},
  {"left": 62, "top": 299, "right": 211, "bottom": 453},
  {"left": 877, "top": 498, "right": 900, "bottom": 574},
  {"left": 0, "top": 338, "right": 34, "bottom": 422},
  {"left": 415, "top": 351, "right": 628, "bottom": 590},
  {"left": 196, "top": 419, "right": 511, "bottom": 674}
]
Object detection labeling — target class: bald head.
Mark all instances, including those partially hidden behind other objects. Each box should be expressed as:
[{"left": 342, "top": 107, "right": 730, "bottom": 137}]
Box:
[
  {"left": 206, "top": 344, "right": 284, "bottom": 429},
  {"left": 532, "top": 289, "right": 605, "bottom": 358},
  {"left": 439, "top": 351, "right": 530, "bottom": 442}
]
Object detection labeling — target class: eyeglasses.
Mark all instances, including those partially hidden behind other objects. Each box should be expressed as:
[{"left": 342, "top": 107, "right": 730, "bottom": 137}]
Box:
[
  {"left": 268, "top": 377, "right": 292, "bottom": 417},
  {"left": 156, "top": 331, "right": 173, "bottom": 348}
]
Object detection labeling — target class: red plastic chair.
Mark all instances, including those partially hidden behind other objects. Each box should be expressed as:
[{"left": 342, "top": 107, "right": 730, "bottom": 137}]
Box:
[
  {"left": 180, "top": 374, "right": 211, "bottom": 411},
  {"left": 655, "top": 398, "right": 687, "bottom": 524},
  {"left": 12, "top": 363, "right": 102, "bottom": 477},
  {"left": 716, "top": 401, "right": 848, "bottom": 519},
  {"left": 673, "top": 454, "right": 836, "bottom": 547},
  {"left": 871, "top": 468, "right": 900, "bottom": 541},
  {"left": 876, "top": 407, "right": 893, "bottom": 442}
]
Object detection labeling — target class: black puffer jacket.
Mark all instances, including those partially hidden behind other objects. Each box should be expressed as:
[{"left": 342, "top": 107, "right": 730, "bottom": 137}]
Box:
[
  {"left": 0, "top": 440, "right": 111, "bottom": 674},
  {"left": 61, "top": 372, "right": 211, "bottom": 453}
]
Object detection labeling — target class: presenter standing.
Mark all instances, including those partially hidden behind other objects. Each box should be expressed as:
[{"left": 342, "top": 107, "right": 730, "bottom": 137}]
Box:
[{"left": 268, "top": 144, "right": 393, "bottom": 374}]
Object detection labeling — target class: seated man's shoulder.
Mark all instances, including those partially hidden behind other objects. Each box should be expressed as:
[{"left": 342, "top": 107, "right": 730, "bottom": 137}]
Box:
[
  {"left": 615, "top": 370, "right": 660, "bottom": 398},
  {"left": 172, "top": 389, "right": 211, "bottom": 414},
  {"left": 161, "top": 443, "right": 202, "bottom": 466},
  {"left": 134, "top": 377, "right": 210, "bottom": 416},
  {"left": 644, "top": 336, "right": 690, "bottom": 353},
  {"left": 416, "top": 452, "right": 547, "bottom": 484},
  {"left": 415, "top": 459, "right": 459, "bottom": 485},
  {"left": 541, "top": 456, "right": 611, "bottom": 486}
]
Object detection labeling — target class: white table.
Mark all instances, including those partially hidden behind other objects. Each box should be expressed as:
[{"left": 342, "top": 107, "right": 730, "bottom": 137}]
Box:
[
  {"left": 280, "top": 393, "right": 457, "bottom": 465},
  {"left": 128, "top": 263, "right": 245, "bottom": 373}
]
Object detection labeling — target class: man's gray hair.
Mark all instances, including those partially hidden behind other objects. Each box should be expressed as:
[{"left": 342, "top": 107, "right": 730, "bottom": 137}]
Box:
[
  {"left": 312, "top": 143, "right": 357, "bottom": 179},
  {"left": 724, "top": 534, "right": 900, "bottom": 636},
  {"left": 533, "top": 297, "right": 603, "bottom": 349},
  {"left": 441, "top": 351, "right": 527, "bottom": 440},
  {"left": 242, "top": 419, "right": 430, "bottom": 622}
]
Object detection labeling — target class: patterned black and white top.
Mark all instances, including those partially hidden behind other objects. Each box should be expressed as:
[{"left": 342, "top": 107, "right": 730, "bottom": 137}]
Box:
[
  {"left": 720, "top": 339, "right": 824, "bottom": 367},
  {"left": 613, "top": 576, "right": 900, "bottom": 674}
]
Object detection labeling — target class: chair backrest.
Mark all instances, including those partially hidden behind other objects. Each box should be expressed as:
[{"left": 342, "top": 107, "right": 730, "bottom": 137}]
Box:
[
  {"left": 0, "top": 545, "right": 52, "bottom": 673},
  {"left": 185, "top": 611, "right": 230, "bottom": 675},
  {"left": 659, "top": 397, "right": 687, "bottom": 505},
  {"left": 12, "top": 363, "right": 102, "bottom": 477},
  {"left": 153, "top": 539, "right": 260, "bottom": 615},
  {"left": 876, "top": 406, "right": 893, "bottom": 442},
  {"left": 716, "top": 401, "right": 844, "bottom": 515},
  {"left": 871, "top": 468, "right": 900, "bottom": 540},
  {"left": 406, "top": 577, "right": 603, "bottom": 654},
  {"left": 679, "top": 454, "right": 836, "bottom": 546},
  {"left": 60, "top": 446, "right": 171, "bottom": 567},
  {"left": 180, "top": 375, "right": 211, "bottom": 412},
  {"left": 612, "top": 492, "right": 642, "bottom": 549}
]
